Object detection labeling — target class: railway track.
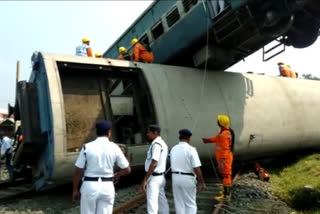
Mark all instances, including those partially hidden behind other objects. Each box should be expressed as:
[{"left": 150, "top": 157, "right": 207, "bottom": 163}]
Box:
[
  {"left": 0, "top": 178, "right": 32, "bottom": 202},
  {"left": 113, "top": 176, "right": 224, "bottom": 214}
]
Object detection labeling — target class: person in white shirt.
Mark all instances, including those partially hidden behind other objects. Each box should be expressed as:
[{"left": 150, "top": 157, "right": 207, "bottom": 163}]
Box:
[
  {"left": 72, "top": 120, "right": 131, "bottom": 214},
  {"left": 140, "top": 125, "right": 169, "bottom": 214},
  {"left": 75, "top": 38, "right": 93, "bottom": 57},
  {"left": 0, "top": 131, "right": 13, "bottom": 182},
  {"left": 170, "top": 129, "right": 206, "bottom": 214}
]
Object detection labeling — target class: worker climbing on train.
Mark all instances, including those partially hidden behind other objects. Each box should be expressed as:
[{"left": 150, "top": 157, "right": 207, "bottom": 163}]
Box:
[
  {"left": 202, "top": 115, "right": 235, "bottom": 202},
  {"left": 118, "top": 47, "right": 131, "bottom": 60},
  {"left": 131, "top": 38, "right": 154, "bottom": 63},
  {"left": 278, "top": 62, "right": 296, "bottom": 78},
  {"left": 75, "top": 38, "right": 93, "bottom": 57}
]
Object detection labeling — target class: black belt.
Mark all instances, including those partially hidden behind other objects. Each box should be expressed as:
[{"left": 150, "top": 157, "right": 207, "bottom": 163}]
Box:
[
  {"left": 152, "top": 172, "right": 165, "bottom": 176},
  {"left": 84, "top": 176, "right": 113, "bottom": 181},
  {"left": 172, "top": 171, "right": 194, "bottom": 176}
]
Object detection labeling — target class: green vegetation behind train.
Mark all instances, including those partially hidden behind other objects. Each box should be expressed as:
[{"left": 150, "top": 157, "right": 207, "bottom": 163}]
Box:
[{"left": 269, "top": 153, "right": 320, "bottom": 214}]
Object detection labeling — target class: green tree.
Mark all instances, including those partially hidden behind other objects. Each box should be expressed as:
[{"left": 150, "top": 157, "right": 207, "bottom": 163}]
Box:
[{"left": 302, "top": 74, "right": 320, "bottom": 81}]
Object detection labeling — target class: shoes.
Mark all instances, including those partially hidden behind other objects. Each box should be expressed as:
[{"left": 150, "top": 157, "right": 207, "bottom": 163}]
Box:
[
  {"left": 213, "top": 186, "right": 232, "bottom": 202},
  {"left": 213, "top": 193, "right": 231, "bottom": 202}
]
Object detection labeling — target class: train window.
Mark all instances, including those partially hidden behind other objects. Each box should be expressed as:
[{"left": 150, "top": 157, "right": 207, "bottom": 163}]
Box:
[
  {"left": 151, "top": 20, "right": 164, "bottom": 40},
  {"left": 166, "top": 7, "right": 180, "bottom": 28},
  {"left": 182, "top": 0, "right": 198, "bottom": 13},
  {"left": 140, "top": 33, "right": 149, "bottom": 46}
]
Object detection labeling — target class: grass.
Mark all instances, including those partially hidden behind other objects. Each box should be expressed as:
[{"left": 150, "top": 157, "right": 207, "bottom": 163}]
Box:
[{"left": 269, "top": 153, "right": 320, "bottom": 214}]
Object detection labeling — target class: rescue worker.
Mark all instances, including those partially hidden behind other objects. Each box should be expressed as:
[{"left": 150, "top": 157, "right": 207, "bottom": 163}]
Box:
[
  {"left": 131, "top": 38, "right": 154, "bottom": 63},
  {"left": 118, "top": 47, "right": 131, "bottom": 60},
  {"left": 0, "top": 131, "right": 13, "bottom": 182},
  {"left": 170, "top": 129, "right": 206, "bottom": 214},
  {"left": 95, "top": 53, "right": 102, "bottom": 58},
  {"left": 72, "top": 120, "right": 131, "bottom": 214},
  {"left": 140, "top": 125, "right": 169, "bottom": 214},
  {"left": 76, "top": 38, "right": 93, "bottom": 57},
  {"left": 278, "top": 62, "right": 292, "bottom": 77},
  {"left": 202, "top": 115, "right": 235, "bottom": 201}
]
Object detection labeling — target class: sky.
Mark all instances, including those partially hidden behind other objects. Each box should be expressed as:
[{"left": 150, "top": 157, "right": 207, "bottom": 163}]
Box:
[{"left": 0, "top": 1, "right": 319, "bottom": 110}]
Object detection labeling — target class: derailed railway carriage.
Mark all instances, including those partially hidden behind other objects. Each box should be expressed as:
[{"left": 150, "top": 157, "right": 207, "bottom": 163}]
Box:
[{"left": 12, "top": 52, "right": 320, "bottom": 190}]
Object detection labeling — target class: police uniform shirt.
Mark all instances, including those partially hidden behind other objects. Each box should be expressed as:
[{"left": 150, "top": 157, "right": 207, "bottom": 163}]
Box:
[
  {"left": 75, "top": 137, "right": 129, "bottom": 177},
  {"left": 170, "top": 142, "right": 201, "bottom": 174},
  {"left": 0, "top": 137, "right": 12, "bottom": 156},
  {"left": 145, "top": 136, "right": 168, "bottom": 173}
]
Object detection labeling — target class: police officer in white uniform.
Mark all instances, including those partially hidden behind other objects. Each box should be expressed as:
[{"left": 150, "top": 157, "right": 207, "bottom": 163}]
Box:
[
  {"left": 72, "top": 120, "right": 131, "bottom": 214},
  {"left": 140, "top": 125, "right": 169, "bottom": 214},
  {"left": 170, "top": 129, "right": 206, "bottom": 214}
]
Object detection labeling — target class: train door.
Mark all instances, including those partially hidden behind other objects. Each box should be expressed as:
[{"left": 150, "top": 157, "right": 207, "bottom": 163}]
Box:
[{"left": 58, "top": 62, "right": 156, "bottom": 168}]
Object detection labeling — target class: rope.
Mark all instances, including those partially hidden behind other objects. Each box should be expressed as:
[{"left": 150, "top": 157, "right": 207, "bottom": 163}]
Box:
[{"left": 191, "top": 1, "right": 222, "bottom": 183}]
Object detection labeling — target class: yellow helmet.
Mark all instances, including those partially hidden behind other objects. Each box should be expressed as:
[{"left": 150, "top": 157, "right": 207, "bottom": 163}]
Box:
[
  {"left": 119, "top": 46, "right": 126, "bottom": 53},
  {"left": 82, "top": 38, "right": 90, "bottom": 43},
  {"left": 131, "top": 38, "right": 138, "bottom": 45},
  {"left": 95, "top": 53, "right": 102, "bottom": 58},
  {"left": 217, "top": 115, "right": 230, "bottom": 128}
]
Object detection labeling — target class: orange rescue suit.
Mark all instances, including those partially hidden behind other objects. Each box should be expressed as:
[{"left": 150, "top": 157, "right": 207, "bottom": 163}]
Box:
[
  {"left": 87, "top": 47, "right": 93, "bottom": 57},
  {"left": 279, "top": 64, "right": 291, "bottom": 77},
  {"left": 203, "top": 128, "right": 233, "bottom": 186},
  {"left": 132, "top": 42, "right": 154, "bottom": 63}
]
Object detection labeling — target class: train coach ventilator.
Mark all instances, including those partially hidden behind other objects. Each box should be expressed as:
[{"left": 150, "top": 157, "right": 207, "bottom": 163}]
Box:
[{"left": 253, "top": 162, "right": 270, "bottom": 181}]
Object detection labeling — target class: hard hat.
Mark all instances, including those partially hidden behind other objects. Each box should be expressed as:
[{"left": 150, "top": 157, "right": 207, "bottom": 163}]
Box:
[
  {"left": 277, "top": 62, "right": 284, "bottom": 65},
  {"left": 82, "top": 38, "right": 90, "bottom": 43},
  {"left": 95, "top": 53, "right": 102, "bottom": 57},
  {"left": 217, "top": 115, "right": 230, "bottom": 128},
  {"left": 119, "top": 47, "right": 126, "bottom": 53},
  {"left": 131, "top": 38, "right": 138, "bottom": 46}
]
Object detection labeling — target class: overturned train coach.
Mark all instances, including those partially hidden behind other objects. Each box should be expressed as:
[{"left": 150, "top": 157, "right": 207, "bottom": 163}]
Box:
[{"left": 12, "top": 52, "right": 320, "bottom": 190}]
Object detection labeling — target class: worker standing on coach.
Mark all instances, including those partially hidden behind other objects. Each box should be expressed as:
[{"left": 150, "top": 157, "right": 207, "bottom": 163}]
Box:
[
  {"left": 170, "top": 129, "right": 206, "bottom": 214},
  {"left": 278, "top": 62, "right": 292, "bottom": 78},
  {"left": 202, "top": 115, "right": 235, "bottom": 201},
  {"left": 72, "top": 120, "right": 131, "bottom": 214},
  {"left": 76, "top": 38, "right": 93, "bottom": 57},
  {"left": 131, "top": 38, "right": 154, "bottom": 63},
  {"left": 0, "top": 131, "right": 13, "bottom": 182},
  {"left": 140, "top": 125, "right": 169, "bottom": 214},
  {"left": 118, "top": 47, "right": 131, "bottom": 60}
]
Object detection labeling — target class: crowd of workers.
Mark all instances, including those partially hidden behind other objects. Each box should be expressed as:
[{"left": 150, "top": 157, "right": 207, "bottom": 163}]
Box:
[
  {"left": 75, "top": 38, "right": 301, "bottom": 80},
  {"left": 72, "top": 114, "right": 234, "bottom": 214},
  {"left": 75, "top": 37, "right": 154, "bottom": 63}
]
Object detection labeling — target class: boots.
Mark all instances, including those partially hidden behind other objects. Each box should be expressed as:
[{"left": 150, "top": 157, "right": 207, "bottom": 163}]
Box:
[{"left": 214, "top": 186, "right": 232, "bottom": 202}]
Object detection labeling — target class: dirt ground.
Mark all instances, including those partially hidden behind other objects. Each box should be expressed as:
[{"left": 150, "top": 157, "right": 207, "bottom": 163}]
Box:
[{"left": 0, "top": 172, "right": 297, "bottom": 214}]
